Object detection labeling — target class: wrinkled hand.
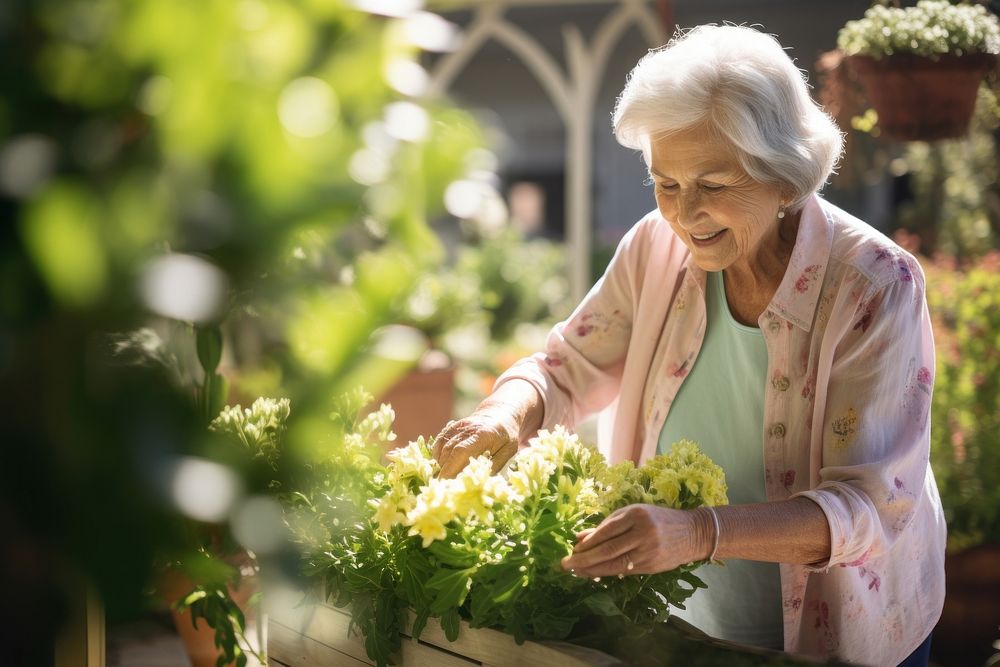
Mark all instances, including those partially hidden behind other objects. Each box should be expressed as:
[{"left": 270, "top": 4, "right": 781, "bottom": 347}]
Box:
[
  {"left": 560, "top": 504, "right": 711, "bottom": 578},
  {"left": 432, "top": 410, "right": 520, "bottom": 478}
]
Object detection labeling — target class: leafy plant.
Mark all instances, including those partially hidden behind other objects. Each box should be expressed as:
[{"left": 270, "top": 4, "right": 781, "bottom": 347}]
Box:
[
  {"left": 838, "top": 1, "right": 1000, "bottom": 58},
  {"left": 286, "top": 400, "right": 727, "bottom": 667},
  {"left": 924, "top": 251, "right": 1000, "bottom": 550},
  {"left": 892, "top": 86, "right": 1000, "bottom": 257},
  {"left": 0, "top": 1, "right": 488, "bottom": 659},
  {"left": 454, "top": 227, "right": 571, "bottom": 342}
]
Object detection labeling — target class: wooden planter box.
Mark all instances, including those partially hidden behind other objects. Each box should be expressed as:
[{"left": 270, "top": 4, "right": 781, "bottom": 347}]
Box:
[{"left": 267, "top": 591, "right": 622, "bottom": 667}]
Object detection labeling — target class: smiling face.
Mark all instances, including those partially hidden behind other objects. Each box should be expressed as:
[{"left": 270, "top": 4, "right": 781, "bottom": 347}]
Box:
[{"left": 648, "top": 123, "right": 789, "bottom": 275}]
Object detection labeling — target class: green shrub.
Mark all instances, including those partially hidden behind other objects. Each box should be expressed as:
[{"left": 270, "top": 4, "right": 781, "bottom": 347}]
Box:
[{"left": 925, "top": 252, "right": 1000, "bottom": 549}]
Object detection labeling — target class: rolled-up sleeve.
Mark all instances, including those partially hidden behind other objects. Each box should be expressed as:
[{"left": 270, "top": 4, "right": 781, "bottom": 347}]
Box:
[
  {"left": 795, "top": 256, "right": 935, "bottom": 570},
  {"left": 494, "top": 221, "right": 647, "bottom": 440}
]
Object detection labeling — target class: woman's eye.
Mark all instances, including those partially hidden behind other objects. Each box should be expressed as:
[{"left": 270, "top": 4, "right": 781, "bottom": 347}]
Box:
[
  {"left": 701, "top": 183, "right": 725, "bottom": 192},
  {"left": 657, "top": 183, "right": 679, "bottom": 193}
]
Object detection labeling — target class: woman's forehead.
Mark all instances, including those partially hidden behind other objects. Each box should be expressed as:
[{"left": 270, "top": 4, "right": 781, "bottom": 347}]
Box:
[{"left": 648, "top": 125, "right": 742, "bottom": 176}]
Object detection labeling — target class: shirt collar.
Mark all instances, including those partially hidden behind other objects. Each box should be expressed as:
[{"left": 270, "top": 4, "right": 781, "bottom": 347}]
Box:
[{"left": 767, "top": 193, "right": 833, "bottom": 332}]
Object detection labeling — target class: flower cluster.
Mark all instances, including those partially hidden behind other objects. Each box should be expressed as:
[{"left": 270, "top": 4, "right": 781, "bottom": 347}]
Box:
[
  {"left": 370, "top": 438, "right": 516, "bottom": 543},
  {"left": 297, "top": 413, "right": 728, "bottom": 667},
  {"left": 210, "top": 397, "right": 291, "bottom": 468},
  {"left": 370, "top": 426, "right": 727, "bottom": 548},
  {"left": 838, "top": 1, "right": 1000, "bottom": 58}
]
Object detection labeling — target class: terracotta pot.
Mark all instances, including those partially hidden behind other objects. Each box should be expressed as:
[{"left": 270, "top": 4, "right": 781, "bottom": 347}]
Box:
[
  {"left": 379, "top": 363, "right": 456, "bottom": 448},
  {"left": 845, "top": 53, "right": 997, "bottom": 141},
  {"left": 159, "top": 558, "right": 263, "bottom": 667},
  {"left": 932, "top": 543, "right": 1000, "bottom": 666}
]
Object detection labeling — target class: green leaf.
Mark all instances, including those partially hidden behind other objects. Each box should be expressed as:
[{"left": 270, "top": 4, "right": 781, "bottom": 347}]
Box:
[
  {"left": 196, "top": 325, "right": 224, "bottom": 374},
  {"left": 397, "top": 550, "right": 434, "bottom": 607},
  {"left": 468, "top": 586, "right": 501, "bottom": 629},
  {"left": 527, "top": 608, "right": 576, "bottom": 640},
  {"left": 182, "top": 589, "right": 208, "bottom": 606},
  {"left": 484, "top": 560, "right": 527, "bottom": 604},
  {"left": 428, "top": 540, "right": 477, "bottom": 568},
  {"left": 426, "top": 567, "right": 472, "bottom": 615},
  {"left": 410, "top": 607, "right": 430, "bottom": 640},
  {"left": 439, "top": 607, "right": 460, "bottom": 642},
  {"left": 205, "top": 373, "right": 228, "bottom": 421},
  {"left": 583, "top": 592, "right": 627, "bottom": 618}
]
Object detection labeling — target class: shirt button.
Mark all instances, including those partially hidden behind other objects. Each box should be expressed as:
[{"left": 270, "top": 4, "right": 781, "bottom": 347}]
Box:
[
  {"left": 772, "top": 376, "right": 790, "bottom": 392},
  {"left": 770, "top": 423, "right": 787, "bottom": 438},
  {"left": 768, "top": 320, "right": 781, "bottom": 332}
]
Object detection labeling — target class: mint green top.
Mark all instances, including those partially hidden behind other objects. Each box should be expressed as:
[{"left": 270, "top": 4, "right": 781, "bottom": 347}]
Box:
[{"left": 657, "top": 270, "right": 783, "bottom": 650}]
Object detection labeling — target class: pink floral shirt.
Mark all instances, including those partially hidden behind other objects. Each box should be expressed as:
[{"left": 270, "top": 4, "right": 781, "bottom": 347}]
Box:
[{"left": 497, "top": 194, "right": 946, "bottom": 665}]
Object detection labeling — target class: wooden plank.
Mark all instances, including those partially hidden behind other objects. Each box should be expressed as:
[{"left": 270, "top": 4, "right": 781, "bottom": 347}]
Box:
[
  {"left": 54, "top": 580, "right": 104, "bottom": 667},
  {"left": 268, "top": 586, "right": 621, "bottom": 667},
  {"left": 269, "top": 597, "right": 374, "bottom": 665},
  {"left": 400, "top": 609, "right": 620, "bottom": 667},
  {"left": 269, "top": 618, "right": 372, "bottom": 667},
  {"left": 399, "top": 639, "right": 479, "bottom": 666}
]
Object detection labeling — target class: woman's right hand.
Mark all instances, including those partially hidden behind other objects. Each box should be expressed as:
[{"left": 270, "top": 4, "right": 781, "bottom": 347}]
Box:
[{"left": 432, "top": 409, "right": 520, "bottom": 478}]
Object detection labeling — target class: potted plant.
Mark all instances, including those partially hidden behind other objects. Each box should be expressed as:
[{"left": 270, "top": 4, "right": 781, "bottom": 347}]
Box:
[{"left": 837, "top": 0, "right": 1000, "bottom": 140}]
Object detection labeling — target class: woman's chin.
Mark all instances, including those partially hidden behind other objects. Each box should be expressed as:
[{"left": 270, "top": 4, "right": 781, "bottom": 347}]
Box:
[{"left": 688, "top": 253, "right": 730, "bottom": 273}]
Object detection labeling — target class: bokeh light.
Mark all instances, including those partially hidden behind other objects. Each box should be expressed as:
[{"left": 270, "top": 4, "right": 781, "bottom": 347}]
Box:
[
  {"left": 384, "top": 101, "right": 430, "bottom": 142},
  {"left": 170, "top": 457, "right": 241, "bottom": 523},
  {"left": 402, "top": 11, "right": 460, "bottom": 52},
  {"left": 278, "top": 77, "right": 339, "bottom": 138},
  {"left": 348, "top": 148, "right": 391, "bottom": 185},
  {"left": 140, "top": 253, "right": 228, "bottom": 324},
  {"left": 0, "top": 135, "right": 57, "bottom": 199},
  {"left": 384, "top": 57, "right": 429, "bottom": 97},
  {"left": 231, "top": 495, "right": 286, "bottom": 555},
  {"left": 352, "top": 0, "right": 423, "bottom": 18}
]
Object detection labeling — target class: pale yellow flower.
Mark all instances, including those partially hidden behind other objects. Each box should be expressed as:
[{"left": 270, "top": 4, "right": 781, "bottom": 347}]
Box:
[
  {"left": 645, "top": 439, "right": 728, "bottom": 509},
  {"left": 575, "top": 478, "right": 600, "bottom": 515},
  {"left": 451, "top": 456, "right": 499, "bottom": 522},
  {"left": 406, "top": 506, "right": 451, "bottom": 547},
  {"left": 370, "top": 496, "right": 407, "bottom": 533},
  {"left": 386, "top": 440, "right": 438, "bottom": 484},
  {"left": 507, "top": 470, "right": 534, "bottom": 500},
  {"left": 404, "top": 477, "right": 459, "bottom": 547}
]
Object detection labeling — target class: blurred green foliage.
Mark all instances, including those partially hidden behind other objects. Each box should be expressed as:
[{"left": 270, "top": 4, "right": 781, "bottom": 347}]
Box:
[
  {"left": 458, "top": 227, "right": 570, "bottom": 343},
  {"left": 925, "top": 252, "right": 1000, "bottom": 550},
  {"left": 895, "top": 86, "right": 1000, "bottom": 259},
  {"left": 0, "top": 0, "right": 486, "bottom": 658}
]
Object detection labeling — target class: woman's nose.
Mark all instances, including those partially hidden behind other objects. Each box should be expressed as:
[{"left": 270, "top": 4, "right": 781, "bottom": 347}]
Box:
[{"left": 674, "top": 189, "right": 701, "bottom": 226}]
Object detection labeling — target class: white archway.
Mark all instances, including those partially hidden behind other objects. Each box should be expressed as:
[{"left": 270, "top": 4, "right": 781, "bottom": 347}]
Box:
[{"left": 429, "top": 1, "right": 666, "bottom": 300}]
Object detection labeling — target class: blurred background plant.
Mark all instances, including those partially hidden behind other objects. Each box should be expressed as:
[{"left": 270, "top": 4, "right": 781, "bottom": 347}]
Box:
[
  {"left": 437, "top": 224, "right": 572, "bottom": 418},
  {"left": 893, "top": 83, "right": 1000, "bottom": 258},
  {"left": 885, "top": 78, "right": 1000, "bottom": 554},
  {"left": 0, "top": 0, "right": 501, "bottom": 663},
  {"left": 924, "top": 251, "right": 1000, "bottom": 551}
]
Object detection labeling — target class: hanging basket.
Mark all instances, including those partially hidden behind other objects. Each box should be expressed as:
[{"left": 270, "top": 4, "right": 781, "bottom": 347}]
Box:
[{"left": 844, "top": 53, "right": 997, "bottom": 141}]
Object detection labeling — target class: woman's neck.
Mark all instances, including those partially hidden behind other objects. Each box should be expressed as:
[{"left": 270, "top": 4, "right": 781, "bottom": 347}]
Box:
[{"left": 722, "top": 211, "right": 801, "bottom": 326}]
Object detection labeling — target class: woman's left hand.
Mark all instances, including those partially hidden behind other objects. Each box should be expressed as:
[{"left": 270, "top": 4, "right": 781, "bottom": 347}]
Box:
[{"left": 560, "top": 504, "right": 712, "bottom": 578}]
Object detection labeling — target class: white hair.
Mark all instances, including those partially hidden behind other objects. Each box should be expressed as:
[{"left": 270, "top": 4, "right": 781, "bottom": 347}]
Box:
[{"left": 613, "top": 25, "right": 843, "bottom": 210}]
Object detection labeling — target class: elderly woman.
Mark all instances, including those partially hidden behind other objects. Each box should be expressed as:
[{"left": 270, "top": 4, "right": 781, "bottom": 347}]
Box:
[{"left": 433, "top": 25, "right": 945, "bottom": 667}]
